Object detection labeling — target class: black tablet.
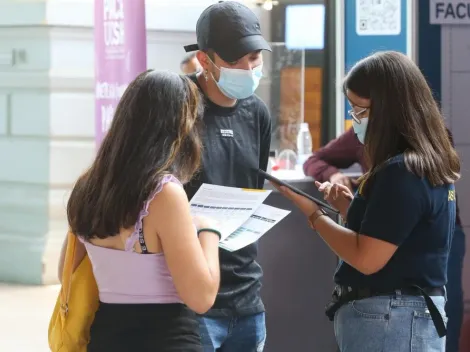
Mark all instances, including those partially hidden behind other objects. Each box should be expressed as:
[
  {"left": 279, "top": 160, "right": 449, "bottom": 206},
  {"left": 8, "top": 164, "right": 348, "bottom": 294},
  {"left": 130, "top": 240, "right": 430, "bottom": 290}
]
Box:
[{"left": 258, "top": 169, "right": 339, "bottom": 213}]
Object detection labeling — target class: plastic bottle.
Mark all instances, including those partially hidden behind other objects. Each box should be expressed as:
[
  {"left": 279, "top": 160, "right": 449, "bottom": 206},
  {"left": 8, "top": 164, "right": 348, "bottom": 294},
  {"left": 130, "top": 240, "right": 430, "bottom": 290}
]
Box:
[{"left": 296, "top": 122, "right": 313, "bottom": 164}]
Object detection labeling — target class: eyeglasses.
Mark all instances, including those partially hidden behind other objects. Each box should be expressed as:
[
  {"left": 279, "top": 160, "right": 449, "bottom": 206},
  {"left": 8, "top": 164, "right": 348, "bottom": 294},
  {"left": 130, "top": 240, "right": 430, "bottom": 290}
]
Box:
[{"left": 347, "top": 107, "right": 368, "bottom": 124}]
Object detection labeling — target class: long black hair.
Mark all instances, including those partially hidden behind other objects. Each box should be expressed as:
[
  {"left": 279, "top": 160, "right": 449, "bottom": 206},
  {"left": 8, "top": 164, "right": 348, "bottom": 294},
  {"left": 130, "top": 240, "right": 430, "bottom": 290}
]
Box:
[
  {"left": 67, "top": 70, "right": 204, "bottom": 239},
  {"left": 343, "top": 51, "right": 460, "bottom": 194}
]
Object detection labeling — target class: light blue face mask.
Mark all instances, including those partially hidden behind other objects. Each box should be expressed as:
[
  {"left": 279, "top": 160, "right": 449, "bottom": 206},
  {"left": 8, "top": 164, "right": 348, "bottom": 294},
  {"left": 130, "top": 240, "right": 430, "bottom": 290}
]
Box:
[
  {"left": 211, "top": 64, "right": 263, "bottom": 100},
  {"left": 352, "top": 118, "right": 368, "bottom": 144}
]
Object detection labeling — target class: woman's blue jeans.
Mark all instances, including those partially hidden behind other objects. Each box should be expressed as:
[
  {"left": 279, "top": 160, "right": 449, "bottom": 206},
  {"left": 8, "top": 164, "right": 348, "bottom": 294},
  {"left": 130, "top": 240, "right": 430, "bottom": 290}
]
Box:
[{"left": 334, "top": 293, "right": 447, "bottom": 352}]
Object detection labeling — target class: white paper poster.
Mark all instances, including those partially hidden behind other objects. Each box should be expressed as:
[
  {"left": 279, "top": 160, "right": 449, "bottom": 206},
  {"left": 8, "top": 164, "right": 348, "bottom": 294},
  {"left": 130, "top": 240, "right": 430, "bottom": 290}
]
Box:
[{"left": 356, "top": 0, "right": 401, "bottom": 36}]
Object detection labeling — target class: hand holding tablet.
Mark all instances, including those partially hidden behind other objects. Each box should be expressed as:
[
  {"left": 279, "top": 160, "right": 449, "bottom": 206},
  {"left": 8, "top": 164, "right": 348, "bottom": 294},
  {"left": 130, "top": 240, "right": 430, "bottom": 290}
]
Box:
[{"left": 257, "top": 169, "right": 339, "bottom": 214}]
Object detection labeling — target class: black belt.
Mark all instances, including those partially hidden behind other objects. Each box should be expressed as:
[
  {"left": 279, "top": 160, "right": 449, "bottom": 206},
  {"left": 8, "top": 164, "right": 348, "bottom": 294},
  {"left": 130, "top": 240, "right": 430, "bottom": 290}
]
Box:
[{"left": 325, "top": 285, "right": 446, "bottom": 338}]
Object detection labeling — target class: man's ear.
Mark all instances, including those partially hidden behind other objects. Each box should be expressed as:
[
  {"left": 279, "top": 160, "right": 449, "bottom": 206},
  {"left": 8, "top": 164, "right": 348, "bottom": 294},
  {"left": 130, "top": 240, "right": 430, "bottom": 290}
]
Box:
[{"left": 196, "top": 51, "right": 210, "bottom": 71}]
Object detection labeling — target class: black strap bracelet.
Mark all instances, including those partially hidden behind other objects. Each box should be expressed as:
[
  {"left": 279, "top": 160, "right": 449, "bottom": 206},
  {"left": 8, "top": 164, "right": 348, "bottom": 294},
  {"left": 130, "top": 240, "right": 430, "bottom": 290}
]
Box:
[{"left": 197, "top": 228, "right": 222, "bottom": 240}]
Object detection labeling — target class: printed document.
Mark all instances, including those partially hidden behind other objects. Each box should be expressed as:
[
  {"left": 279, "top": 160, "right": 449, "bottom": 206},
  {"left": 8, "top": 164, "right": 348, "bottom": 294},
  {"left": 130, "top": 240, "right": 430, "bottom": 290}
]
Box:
[
  {"left": 219, "top": 204, "right": 290, "bottom": 252},
  {"left": 189, "top": 184, "right": 290, "bottom": 251},
  {"left": 189, "top": 184, "right": 271, "bottom": 241}
]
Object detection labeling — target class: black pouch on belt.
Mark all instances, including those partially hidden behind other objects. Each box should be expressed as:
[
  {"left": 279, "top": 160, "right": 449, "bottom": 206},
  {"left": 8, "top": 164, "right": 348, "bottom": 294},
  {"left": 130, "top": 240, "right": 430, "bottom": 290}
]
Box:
[{"left": 325, "top": 287, "right": 346, "bottom": 321}]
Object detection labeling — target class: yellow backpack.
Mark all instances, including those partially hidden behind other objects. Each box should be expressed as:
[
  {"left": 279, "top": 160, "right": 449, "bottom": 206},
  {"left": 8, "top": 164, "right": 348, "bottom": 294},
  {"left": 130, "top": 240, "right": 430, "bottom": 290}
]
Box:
[{"left": 48, "top": 231, "right": 99, "bottom": 351}]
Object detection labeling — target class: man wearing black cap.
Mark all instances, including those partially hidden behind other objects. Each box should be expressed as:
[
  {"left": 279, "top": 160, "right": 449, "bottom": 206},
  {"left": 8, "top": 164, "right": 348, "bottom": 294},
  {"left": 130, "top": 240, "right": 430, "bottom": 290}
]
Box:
[{"left": 183, "top": 1, "right": 272, "bottom": 351}]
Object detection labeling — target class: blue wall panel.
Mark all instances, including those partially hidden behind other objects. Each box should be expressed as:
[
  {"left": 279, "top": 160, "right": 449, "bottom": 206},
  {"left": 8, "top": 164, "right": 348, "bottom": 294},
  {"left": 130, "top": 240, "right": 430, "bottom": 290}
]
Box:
[
  {"left": 344, "top": 0, "right": 408, "bottom": 128},
  {"left": 417, "top": 0, "right": 442, "bottom": 104}
]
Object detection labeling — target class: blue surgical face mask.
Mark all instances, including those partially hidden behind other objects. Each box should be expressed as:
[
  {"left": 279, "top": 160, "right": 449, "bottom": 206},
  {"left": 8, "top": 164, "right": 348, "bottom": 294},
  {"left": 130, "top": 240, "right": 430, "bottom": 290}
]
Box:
[
  {"left": 352, "top": 118, "right": 368, "bottom": 144},
  {"left": 211, "top": 62, "right": 263, "bottom": 100}
]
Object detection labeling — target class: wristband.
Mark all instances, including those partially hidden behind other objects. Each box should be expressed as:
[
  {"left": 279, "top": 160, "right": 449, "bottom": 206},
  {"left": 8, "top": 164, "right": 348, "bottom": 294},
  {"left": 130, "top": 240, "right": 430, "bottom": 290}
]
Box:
[
  {"left": 308, "top": 208, "right": 328, "bottom": 230},
  {"left": 197, "top": 228, "right": 222, "bottom": 240}
]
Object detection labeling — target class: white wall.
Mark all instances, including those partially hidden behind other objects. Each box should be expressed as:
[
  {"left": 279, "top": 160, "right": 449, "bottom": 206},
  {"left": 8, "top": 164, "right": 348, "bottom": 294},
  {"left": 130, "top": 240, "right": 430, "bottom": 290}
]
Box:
[{"left": 0, "top": 24, "right": 51, "bottom": 284}]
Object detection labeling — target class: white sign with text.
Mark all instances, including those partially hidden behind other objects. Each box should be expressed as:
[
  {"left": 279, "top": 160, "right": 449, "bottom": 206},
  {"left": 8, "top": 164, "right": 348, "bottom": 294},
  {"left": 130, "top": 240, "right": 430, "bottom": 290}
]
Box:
[{"left": 430, "top": 0, "right": 470, "bottom": 24}]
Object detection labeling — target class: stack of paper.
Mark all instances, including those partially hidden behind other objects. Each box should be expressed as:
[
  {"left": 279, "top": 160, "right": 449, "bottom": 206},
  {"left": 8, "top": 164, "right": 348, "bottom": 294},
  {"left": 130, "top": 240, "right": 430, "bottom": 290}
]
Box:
[{"left": 189, "top": 184, "right": 290, "bottom": 252}]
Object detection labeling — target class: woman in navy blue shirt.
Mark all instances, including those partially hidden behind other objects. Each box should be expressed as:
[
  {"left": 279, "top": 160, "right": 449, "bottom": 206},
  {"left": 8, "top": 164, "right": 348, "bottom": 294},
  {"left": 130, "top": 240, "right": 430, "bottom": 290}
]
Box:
[{"left": 276, "top": 51, "right": 460, "bottom": 351}]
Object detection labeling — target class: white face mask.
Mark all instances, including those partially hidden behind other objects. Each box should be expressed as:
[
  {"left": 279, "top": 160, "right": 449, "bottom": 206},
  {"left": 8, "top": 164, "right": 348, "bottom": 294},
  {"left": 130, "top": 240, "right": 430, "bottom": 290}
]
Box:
[
  {"left": 352, "top": 118, "right": 368, "bottom": 144},
  {"left": 209, "top": 58, "right": 263, "bottom": 99}
]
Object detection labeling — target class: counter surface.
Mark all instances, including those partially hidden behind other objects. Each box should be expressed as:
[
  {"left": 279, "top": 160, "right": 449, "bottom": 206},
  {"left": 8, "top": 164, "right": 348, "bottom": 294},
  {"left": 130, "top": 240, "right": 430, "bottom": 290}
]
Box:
[
  {"left": 258, "top": 167, "right": 360, "bottom": 351},
  {"left": 258, "top": 180, "right": 340, "bottom": 352}
]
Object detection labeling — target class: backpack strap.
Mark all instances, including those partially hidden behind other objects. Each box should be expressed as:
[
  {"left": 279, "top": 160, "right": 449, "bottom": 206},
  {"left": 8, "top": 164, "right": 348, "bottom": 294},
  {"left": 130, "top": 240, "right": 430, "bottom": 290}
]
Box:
[{"left": 60, "top": 230, "right": 77, "bottom": 316}]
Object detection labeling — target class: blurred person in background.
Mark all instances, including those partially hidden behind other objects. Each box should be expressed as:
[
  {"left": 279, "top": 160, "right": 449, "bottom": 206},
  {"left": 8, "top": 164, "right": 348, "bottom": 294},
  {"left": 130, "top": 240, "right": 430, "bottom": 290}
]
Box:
[
  {"left": 303, "top": 119, "right": 465, "bottom": 352},
  {"left": 183, "top": 1, "right": 272, "bottom": 351},
  {"left": 304, "top": 127, "right": 365, "bottom": 191},
  {"left": 181, "top": 52, "right": 202, "bottom": 74},
  {"left": 60, "top": 70, "right": 221, "bottom": 352}
]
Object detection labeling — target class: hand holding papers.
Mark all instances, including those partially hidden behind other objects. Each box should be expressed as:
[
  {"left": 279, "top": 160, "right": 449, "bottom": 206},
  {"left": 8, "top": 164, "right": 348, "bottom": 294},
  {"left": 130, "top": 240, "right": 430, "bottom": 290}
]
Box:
[
  {"left": 219, "top": 204, "right": 290, "bottom": 252},
  {"left": 189, "top": 184, "right": 270, "bottom": 241},
  {"left": 189, "top": 184, "right": 290, "bottom": 252}
]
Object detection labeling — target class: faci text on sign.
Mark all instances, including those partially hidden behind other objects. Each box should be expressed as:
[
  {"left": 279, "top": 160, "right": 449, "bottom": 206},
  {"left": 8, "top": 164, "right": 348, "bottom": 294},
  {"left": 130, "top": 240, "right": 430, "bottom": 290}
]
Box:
[{"left": 430, "top": 0, "right": 470, "bottom": 24}]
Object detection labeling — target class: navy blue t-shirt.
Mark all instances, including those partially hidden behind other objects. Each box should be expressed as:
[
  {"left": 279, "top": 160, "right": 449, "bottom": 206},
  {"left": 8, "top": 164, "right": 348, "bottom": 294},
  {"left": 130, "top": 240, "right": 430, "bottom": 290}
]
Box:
[{"left": 334, "top": 154, "right": 456, "bottom": 291}]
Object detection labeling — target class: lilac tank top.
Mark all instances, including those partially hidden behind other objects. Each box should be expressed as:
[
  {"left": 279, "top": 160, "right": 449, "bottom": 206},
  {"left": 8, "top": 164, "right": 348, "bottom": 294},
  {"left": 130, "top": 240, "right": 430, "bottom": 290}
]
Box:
[{"left": 79, "top": 175, "right": 183, "bottom": 304}]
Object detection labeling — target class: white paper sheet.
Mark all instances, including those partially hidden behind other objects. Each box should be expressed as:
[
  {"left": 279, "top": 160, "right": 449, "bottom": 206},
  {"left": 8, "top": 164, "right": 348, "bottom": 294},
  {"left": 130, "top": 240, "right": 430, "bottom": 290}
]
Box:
[
  {"left": 219, "top": 204, "right": 291, "bottom": 252},
  {"left": 189, "top": 184, "right": 271, "bottom": 241},
  {"left": 356, "top": 0, "right": 401, "bottom": 36}
]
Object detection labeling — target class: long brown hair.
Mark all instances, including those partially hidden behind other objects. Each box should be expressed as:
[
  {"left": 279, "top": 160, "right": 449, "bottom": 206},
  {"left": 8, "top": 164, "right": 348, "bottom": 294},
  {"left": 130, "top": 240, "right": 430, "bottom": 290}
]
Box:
[
  {"left": 343, "top": 51, "right": 460, "bottom": 195},
  {"left": 67, "top": 70, "right": 204, "bottom": 239}
]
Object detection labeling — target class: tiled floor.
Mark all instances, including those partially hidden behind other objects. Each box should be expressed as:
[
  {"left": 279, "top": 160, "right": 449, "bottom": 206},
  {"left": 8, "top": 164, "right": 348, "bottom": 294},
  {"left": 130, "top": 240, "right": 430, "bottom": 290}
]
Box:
[{"left": 0, "top": 284, "right": 60, "bottom": 352}]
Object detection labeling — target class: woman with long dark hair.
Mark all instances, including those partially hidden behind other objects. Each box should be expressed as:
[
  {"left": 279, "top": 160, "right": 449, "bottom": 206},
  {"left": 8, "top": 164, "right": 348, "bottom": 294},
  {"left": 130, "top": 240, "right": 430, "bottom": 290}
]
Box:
[
  {"left": 58, "top": 70, "right": 221, "bottom": 351},
  {"left": 276, "top": 51, "right": 460, "bottom": 351}
]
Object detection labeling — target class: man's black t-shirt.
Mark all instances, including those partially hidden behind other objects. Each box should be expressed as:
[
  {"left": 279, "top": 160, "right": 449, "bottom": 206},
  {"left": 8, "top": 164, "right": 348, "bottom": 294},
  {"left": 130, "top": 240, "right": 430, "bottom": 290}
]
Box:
[
  {"left": 184, "top": 74, "right": 272, "bottom": 317},
  {"left": 335, "top": 154, "right": 456, "bottom": 290}
]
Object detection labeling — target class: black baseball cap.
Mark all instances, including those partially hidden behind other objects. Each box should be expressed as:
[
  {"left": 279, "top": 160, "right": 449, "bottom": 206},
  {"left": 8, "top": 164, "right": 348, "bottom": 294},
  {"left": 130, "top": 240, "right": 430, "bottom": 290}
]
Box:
[{"left": 184, "top": 1, "right": 271, "bottom": 63}]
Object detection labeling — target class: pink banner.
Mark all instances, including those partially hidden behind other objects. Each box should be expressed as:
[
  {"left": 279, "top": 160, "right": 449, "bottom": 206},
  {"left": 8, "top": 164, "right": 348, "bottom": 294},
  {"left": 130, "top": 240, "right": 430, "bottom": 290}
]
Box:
[{"left": 94, "top": 0, "right": 147, "bottom": 147}]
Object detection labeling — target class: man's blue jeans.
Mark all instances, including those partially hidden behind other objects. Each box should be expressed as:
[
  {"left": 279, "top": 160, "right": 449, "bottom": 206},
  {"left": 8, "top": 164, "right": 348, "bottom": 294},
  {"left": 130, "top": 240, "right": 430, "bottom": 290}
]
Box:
[
  {"left": 198, "top": 312, "right": 266, "bottom": 352},
  {"left": 445, "top": 224, "right": 466, "bottom": 352}
]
